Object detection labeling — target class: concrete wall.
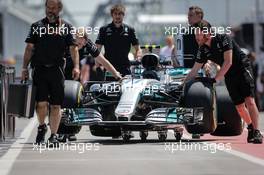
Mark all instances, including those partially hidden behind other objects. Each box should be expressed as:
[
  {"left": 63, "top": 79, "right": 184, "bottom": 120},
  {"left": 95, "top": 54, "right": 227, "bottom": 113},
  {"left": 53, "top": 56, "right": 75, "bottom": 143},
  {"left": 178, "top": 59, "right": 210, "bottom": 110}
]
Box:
[
  {"left": 2, "top": 12, "right": 31, "bottom": 76},
  {"left": 3, "top": 13, "right": 30, "bottom": 59}
]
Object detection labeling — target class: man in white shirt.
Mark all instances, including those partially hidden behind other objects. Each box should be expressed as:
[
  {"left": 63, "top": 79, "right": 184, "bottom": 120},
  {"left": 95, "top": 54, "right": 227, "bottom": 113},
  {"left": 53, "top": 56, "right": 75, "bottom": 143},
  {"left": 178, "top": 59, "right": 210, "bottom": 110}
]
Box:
[{"left": 160, "top": 36, "right": 175, "bottom": 61}]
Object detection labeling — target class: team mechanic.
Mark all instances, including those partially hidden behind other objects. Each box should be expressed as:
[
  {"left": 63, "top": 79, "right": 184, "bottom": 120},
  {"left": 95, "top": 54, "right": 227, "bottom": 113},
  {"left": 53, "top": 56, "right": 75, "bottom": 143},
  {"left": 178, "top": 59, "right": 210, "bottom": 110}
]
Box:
[
  {"left": 64, "top": 30, "right": 104, "bottom": 85},
  {"left": 172, "top": 6, "right": 219, "bottom": 74},
  {"left": 96, "top": 4, "right": 142, "bottom": 77},
  {"left": 76, "top": 30, "right": 105, "bottom": 84},
  {"left": 58, "top": 30, "right": 105, "bottom": 142},
  {"left": 21, "top": 0, "right": 122, "bottom": 146},
  {"left": 185, "top": 20, "right": 263, "bottom": 144}
]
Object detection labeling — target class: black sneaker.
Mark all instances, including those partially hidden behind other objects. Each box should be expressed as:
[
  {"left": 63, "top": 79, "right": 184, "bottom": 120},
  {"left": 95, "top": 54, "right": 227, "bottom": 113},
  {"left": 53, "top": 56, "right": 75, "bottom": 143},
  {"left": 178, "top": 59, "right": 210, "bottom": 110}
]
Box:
[
  {"left": 47, "top": 134, "right": 60, "bottom": 148},
  {"left": 253, "top": 130, "right": 263, "bottom": 144},
  {"left": 35, "top": 124, "right": 47, "bottom": 145},
  {"left": 68, "top": 134, "right": 77, "bottom": 142},
  {"left": 247, "top": 125, "right": 254, "bottom": 143}
]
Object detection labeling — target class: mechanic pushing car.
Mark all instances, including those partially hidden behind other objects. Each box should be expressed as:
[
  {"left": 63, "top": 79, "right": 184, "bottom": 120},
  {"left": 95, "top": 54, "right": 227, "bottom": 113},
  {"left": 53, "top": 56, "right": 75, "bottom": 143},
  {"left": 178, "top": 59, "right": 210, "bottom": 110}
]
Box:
[
  {"left": 57, "top": 29, "right": 106, "bottom": 142},
  {"left": 184, "top": 20, "right": 263, "bottom": 144},
  {"left": 21, "top": 0, "right": 122, "bottom": 147},
  {"left": 64, "top": 29, "right": 105, "bottom": 85},
  {"left": 96, "top": 4, "right": 142, "bottom": 77},
  {"left": 76, "top": 30, "right": 105, "bottom": 84}
]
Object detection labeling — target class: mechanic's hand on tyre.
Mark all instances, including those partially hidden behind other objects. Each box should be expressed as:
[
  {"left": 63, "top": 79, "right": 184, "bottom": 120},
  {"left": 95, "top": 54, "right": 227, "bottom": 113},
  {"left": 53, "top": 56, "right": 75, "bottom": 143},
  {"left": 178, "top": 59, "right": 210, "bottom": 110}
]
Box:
[
  {"left": 21, "top": 69, "right": 29, "bottom": 81},
  {"left": 72, "top": 67, "right": 80, "bottom": 80}
]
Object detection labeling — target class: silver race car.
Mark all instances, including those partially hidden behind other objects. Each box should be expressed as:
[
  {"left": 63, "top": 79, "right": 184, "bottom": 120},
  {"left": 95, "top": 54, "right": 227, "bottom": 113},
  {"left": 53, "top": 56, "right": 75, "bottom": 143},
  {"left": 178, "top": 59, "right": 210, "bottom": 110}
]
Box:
[{"left": 58, "top": 45, "right": 243, "bottom": 142}]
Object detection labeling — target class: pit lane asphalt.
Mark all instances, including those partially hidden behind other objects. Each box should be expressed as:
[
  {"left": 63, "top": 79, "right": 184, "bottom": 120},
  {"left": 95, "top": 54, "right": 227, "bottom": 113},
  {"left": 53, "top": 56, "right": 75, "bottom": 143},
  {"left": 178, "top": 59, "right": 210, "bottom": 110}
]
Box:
[{"left": 0, "top": 114, "right": 263, "bottom": 175}]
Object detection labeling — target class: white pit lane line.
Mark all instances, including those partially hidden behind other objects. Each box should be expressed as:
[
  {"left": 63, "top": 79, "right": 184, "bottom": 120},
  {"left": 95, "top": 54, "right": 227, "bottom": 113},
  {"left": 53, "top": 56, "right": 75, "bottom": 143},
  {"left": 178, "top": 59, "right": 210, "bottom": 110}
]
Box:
[
  {"left": 0, "top": 117, "right": 38, "bottom": 175},
  {"left": 173, "top": 130, "right": 264, "bottom": 167}
]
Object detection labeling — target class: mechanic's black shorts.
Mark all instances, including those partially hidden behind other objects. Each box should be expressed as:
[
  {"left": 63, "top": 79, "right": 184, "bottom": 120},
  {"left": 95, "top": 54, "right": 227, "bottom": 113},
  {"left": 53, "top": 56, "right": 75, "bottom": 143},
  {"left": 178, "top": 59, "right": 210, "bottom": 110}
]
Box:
[
  {"left": 32, "top": 66, "right": 65, "bottom": 105},
  {"left": 85, "top": 56, "right": 95, "bottom": 67},
  {"left": 225, "top": 66, "right": 255, "bottom": 105}
]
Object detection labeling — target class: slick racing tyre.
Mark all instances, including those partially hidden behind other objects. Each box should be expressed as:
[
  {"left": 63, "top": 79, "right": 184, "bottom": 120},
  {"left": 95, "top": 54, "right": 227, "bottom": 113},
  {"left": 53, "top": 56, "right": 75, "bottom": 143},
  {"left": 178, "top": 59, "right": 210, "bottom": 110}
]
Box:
[
  {"left": 184, "top": 78, "right": 217, "bottom": 134},
  {"left": 59, "top": 80, "right": 83, "bottom": 135},
  {"left": 62, "top": 80, "right": 83, "bottom": 108},
  {"left": 211, "top": 85, "right": 243, "bottom": 136}
]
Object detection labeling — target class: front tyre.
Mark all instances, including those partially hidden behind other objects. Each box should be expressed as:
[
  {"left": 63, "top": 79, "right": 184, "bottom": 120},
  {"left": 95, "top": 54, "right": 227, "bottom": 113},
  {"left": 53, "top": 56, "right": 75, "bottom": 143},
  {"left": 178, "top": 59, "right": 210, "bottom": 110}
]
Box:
[
  {"left": 211, "top": 85, "right": 243, "bottom": 136},
  {"left": 184, "top": 78, "right": 217, "bottom": 134}
]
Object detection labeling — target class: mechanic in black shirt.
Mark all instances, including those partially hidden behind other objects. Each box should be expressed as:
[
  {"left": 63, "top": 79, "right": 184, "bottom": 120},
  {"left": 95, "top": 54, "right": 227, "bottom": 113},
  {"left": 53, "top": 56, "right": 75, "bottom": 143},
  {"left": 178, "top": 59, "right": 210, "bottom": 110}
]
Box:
[
  {"left": 22, "top": 0, "right": 80, "bottom": 146},
  {"left": 183, "top": 6, "right": 203, "bottom": 68},
  {"left": 21, "top": 0, "right": 122, "bottom": 146},
  {"left": 185, "top": 20, "right": 263, "bottom": 144},
  {"left": 172, "top": 6, "right": 203, "bottom": 67},
  {"left": 77, "top": 30, "right": 126, "bottom": 81},
  {"left": 96, "top": 4, "right": 142, "bottom": 77},
  {"left": 172, "top": 6, "right": 218, "bottom": 74},
  {"left": 58, "top": 30, "right": 105, "bottom": 142},
  {"left": 64, "top": 30, "right": 104, "bottom": 85},
  {"left": 76, "top": 31, "right": 105, "bottom": 84}
]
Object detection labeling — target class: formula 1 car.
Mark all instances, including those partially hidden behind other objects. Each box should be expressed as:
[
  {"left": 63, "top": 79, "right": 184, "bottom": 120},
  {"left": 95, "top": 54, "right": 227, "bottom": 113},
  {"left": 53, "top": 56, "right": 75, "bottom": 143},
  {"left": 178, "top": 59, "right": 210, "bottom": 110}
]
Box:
[{"left": 58, "top": 45, "right": 243, "bottom": 142}]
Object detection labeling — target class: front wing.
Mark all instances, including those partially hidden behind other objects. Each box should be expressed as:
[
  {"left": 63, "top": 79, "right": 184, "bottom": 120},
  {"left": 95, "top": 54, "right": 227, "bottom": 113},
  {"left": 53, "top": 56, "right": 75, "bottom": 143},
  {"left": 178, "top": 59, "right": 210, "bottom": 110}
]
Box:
[{"left": 62, "top": 107, "right": 204, "bottom": 128}]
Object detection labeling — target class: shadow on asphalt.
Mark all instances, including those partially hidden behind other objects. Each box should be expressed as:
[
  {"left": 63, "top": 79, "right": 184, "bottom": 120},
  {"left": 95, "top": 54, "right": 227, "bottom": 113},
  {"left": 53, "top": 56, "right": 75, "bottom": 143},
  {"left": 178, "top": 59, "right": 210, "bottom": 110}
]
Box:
[
  {"left": 73, "top": 138, "right": 221, "bottom": 145},
  {"left": 19, "top": 137, "right": 238, "bottom": 147}
]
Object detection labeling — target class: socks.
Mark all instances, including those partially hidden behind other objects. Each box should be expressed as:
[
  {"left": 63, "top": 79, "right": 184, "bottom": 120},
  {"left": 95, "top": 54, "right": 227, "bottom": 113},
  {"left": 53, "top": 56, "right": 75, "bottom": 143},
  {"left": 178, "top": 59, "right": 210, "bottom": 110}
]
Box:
[
  {"left": 247, "top": 123, "right": 253, "bottom": 130},
  {"left": 38, "top": 124, "right": 46, "bottom": 128}
]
